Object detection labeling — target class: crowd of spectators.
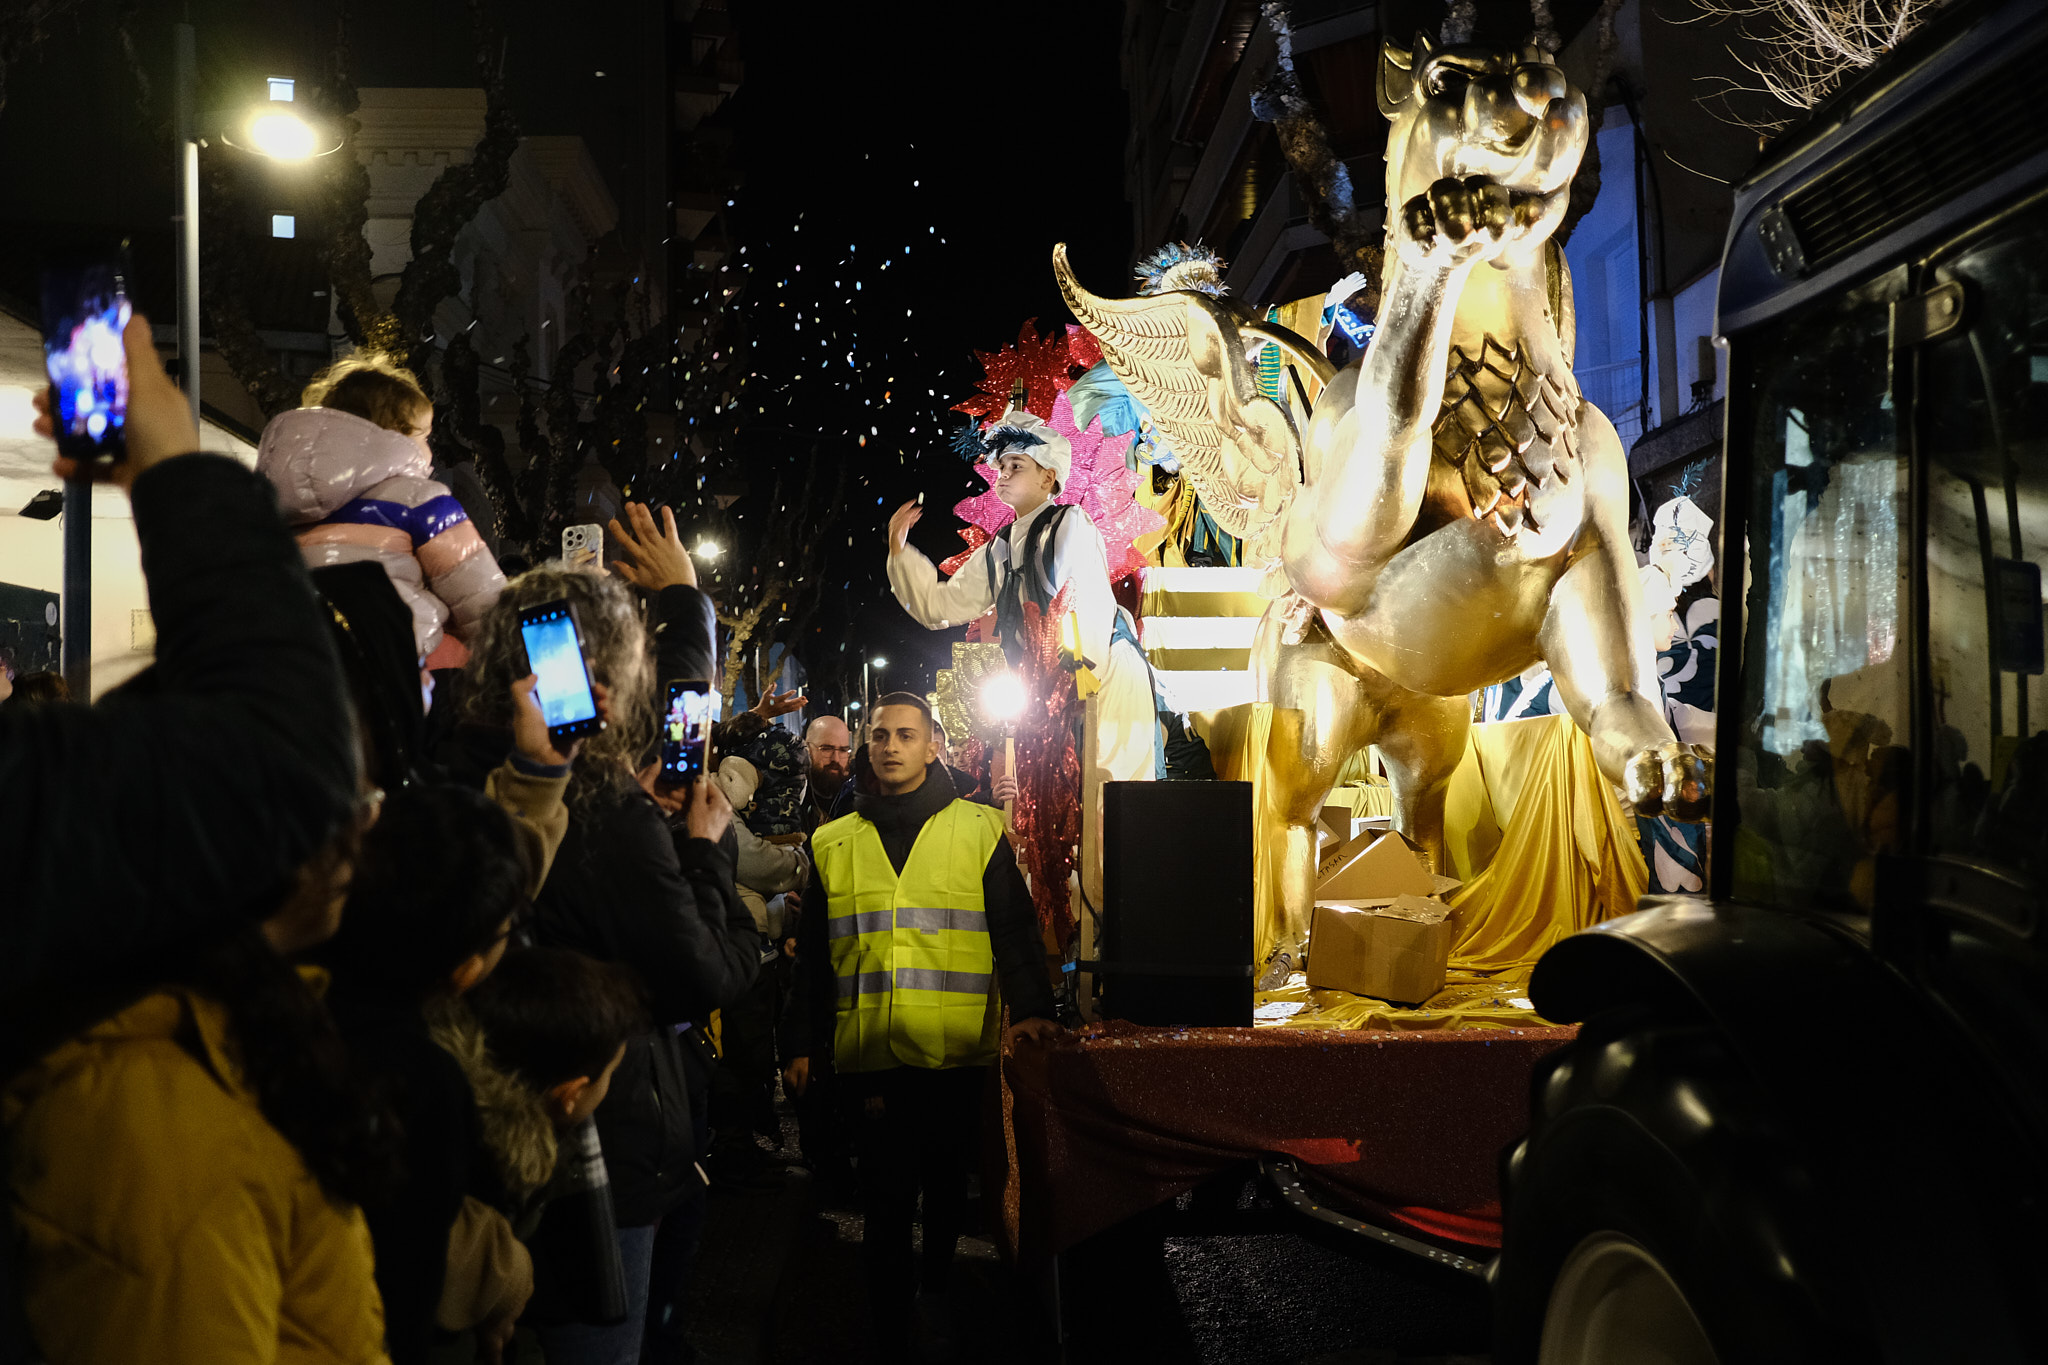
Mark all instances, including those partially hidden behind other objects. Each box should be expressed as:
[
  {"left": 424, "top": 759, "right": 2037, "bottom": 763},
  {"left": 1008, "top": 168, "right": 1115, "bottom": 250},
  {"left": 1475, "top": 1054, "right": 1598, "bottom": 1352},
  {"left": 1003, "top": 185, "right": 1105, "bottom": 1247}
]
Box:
[{"left": 0, "top": 314, "right": 1062, "bottom": 1365}]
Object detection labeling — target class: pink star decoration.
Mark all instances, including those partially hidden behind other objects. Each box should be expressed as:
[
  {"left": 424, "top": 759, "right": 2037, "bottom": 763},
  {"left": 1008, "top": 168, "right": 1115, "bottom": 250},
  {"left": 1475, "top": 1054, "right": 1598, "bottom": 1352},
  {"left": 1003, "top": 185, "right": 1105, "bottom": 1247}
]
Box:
[{"left": 950, "top": 389, "right": 1163, "bottom": 585}]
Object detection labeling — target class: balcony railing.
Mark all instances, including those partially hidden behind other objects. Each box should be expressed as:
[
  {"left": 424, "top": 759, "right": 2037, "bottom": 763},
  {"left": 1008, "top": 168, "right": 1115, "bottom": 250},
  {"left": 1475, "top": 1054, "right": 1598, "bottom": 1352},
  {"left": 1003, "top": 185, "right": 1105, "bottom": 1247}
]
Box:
[{"left": 1574, "top": 357, "right": 1645, "bottom": 444}]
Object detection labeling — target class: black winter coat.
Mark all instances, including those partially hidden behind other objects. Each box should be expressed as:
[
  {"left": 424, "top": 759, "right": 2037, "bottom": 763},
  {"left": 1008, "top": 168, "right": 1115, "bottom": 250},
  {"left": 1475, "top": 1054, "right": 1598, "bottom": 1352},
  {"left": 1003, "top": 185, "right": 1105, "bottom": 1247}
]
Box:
[
  {"left": 0, "top": 455, "right": 355, "bottom": 1075},
  {"left": 531, "top": 581, "right": 756, "bottom": 1227}
]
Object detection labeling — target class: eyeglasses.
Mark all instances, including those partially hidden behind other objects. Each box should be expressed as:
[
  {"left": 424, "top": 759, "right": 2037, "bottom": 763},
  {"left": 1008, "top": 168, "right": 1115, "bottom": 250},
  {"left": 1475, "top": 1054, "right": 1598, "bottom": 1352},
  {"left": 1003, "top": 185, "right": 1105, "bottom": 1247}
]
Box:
[{"left": 811, "top": 744, "right": 853, "bottom": 758}]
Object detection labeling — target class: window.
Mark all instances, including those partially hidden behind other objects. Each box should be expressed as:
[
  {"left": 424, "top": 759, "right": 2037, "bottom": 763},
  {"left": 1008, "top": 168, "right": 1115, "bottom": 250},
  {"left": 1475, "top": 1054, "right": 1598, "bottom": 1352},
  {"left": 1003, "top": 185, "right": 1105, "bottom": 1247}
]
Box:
[
  {"left": 270, "top": 214, "right": 296, "bottom": 239},
  {"left": 1729, "top": 268, "right": 1910, "bottom": 913},
  {"left": 1919, "top": 220, "right": 2048, "bottom": 896}
]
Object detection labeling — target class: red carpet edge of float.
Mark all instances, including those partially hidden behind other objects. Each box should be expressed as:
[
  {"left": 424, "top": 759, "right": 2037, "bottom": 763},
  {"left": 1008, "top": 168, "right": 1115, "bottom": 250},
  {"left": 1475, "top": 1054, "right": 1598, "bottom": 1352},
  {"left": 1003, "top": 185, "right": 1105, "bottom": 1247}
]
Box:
[
  {"left": 995, "top": 1019, "right": 1577, "bottom": 1266},
  {"left": 992, "top": 717, "right": 1655, "bottom": 1264}
]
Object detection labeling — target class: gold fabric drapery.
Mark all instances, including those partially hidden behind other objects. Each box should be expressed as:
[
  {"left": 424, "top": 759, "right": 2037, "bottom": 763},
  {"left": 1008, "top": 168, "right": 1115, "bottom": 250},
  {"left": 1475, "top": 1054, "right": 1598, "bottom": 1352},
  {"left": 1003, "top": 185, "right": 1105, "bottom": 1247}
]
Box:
[{"left": 1228, "top": 708, "right": 1648, "bottom": 1029}]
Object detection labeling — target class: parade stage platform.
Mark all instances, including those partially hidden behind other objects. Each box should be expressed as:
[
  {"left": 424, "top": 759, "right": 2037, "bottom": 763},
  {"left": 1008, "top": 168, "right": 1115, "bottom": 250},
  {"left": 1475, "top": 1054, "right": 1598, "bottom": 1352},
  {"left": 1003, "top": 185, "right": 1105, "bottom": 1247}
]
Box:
[{"left": 997, "top": 1019, "right": 1576, "bottom": 1266}]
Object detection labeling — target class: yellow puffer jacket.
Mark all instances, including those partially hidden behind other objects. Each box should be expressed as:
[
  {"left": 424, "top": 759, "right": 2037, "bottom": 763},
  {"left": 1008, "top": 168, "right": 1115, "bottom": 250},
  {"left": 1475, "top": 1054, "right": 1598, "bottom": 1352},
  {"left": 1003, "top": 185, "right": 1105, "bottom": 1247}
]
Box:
[{"left": 3, "top": 982, "right": 391, "bottom": 1365}]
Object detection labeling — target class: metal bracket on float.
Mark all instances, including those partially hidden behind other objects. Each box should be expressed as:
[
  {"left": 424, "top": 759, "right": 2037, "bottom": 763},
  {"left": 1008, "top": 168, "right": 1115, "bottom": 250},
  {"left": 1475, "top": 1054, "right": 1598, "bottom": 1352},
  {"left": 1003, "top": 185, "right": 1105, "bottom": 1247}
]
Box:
[{"left": 1259, "top": 1159, "right": 1489, "bottom": 1278}]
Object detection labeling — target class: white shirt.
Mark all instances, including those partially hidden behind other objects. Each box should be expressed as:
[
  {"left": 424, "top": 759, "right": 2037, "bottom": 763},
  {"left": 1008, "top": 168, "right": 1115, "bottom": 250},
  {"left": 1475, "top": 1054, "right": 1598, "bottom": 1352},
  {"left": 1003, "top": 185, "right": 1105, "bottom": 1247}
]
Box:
[{"left": 886, "top": 499, "right": 1126, "bottom": 669}]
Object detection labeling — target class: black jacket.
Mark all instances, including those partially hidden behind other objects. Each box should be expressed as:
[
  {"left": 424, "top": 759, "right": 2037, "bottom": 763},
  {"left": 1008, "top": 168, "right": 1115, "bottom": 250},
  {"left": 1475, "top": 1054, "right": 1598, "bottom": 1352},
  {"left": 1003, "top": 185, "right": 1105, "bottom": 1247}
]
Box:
[
  {"left": 0, "top": 456, "right": 355, "bottom": 1073},
  {"left": 779, "top": 762, "right": 1055, "bottom": 1063},
  {"left": 326, "top": 986, "right": 486, "bottom": 1365},
  {"left": 529, "top": 582, "right": 756, "bottom": 1226}
]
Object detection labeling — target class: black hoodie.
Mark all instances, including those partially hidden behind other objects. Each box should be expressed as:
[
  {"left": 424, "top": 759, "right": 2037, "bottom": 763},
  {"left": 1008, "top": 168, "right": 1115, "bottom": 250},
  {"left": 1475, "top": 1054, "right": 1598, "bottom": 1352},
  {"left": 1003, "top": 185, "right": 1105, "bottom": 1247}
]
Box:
[{"left": 779, "top": 761, "right": 1054, "bottom": 1063}]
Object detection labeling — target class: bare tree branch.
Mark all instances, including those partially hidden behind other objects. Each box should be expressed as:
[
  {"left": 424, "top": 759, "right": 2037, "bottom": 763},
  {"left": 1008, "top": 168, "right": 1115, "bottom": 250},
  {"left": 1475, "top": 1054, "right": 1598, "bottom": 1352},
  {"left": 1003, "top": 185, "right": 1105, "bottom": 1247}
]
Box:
[{"left": 1686, "top": 0, "right": 1942, "bottom": 129}]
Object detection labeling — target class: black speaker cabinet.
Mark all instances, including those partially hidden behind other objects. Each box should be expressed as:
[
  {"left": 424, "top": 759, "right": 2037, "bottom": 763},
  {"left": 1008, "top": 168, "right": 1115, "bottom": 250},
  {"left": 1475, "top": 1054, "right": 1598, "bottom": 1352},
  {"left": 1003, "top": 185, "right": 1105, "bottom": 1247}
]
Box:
[{"left": 1093, "top": 780, "right": 1254, "bottom": 1027}]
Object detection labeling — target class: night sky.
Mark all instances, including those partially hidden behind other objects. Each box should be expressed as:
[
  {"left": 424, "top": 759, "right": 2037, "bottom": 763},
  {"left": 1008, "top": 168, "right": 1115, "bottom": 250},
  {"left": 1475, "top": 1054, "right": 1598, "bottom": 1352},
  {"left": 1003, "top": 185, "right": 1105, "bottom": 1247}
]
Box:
[
  {"left": 0, "top": 0, "right": 1135, "bottom": 712},
  {"left": 714, "top": 0, "right": 1131, "bottom": 711}
]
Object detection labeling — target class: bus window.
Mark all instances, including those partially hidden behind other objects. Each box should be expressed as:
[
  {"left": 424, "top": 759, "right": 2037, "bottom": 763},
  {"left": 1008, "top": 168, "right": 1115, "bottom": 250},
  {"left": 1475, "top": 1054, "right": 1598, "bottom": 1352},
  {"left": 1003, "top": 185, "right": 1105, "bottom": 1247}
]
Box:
[
  {"left": 1922, "top": 222, "right": 2048, "bottom": 895},
  {"left": 1730, "top": 268, "right": 1911, "bottom": 913}
]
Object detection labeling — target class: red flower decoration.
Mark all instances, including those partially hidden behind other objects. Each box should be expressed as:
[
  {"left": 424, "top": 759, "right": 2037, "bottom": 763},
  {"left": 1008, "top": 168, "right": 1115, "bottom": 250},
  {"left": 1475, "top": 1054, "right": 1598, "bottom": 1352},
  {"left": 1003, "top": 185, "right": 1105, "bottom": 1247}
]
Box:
[{"left": 951, "top": 318, "right": 1091, "bottom": 423}]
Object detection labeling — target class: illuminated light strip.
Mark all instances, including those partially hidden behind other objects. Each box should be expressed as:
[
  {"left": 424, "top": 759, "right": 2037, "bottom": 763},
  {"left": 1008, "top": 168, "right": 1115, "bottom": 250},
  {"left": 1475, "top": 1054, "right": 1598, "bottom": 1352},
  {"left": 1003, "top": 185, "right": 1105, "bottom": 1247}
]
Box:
[
  {"left": 1141, "top": 566, "right": 1266, "bottom": 594},
  {"left": 1154, "top": 670, "right": 1257, "bottom": 711},
  {"left": 1141, "top": 615, "right": 1260, "bottom": 650}
]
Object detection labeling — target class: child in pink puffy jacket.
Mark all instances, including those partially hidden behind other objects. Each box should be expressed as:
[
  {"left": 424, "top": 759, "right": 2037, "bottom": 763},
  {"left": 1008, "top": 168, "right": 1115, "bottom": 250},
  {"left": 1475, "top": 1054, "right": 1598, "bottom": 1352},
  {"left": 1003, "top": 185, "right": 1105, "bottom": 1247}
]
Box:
[{"left": 257, "top": 354, "right": 505, "bottom": 672}]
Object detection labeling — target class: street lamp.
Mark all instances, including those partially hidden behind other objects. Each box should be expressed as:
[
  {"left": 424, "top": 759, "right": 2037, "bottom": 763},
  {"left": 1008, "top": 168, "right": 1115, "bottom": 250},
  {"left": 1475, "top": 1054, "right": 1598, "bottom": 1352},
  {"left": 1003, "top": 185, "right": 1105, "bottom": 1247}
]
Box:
[
  {"left": 170, "top": 41, "right": 339, "bottom": 428},
  {"left": 864, "top": 655, "right": 887, "bottom": 720},
  {"left": 74, "top": 40, "right": 335, "bottom": 696}
]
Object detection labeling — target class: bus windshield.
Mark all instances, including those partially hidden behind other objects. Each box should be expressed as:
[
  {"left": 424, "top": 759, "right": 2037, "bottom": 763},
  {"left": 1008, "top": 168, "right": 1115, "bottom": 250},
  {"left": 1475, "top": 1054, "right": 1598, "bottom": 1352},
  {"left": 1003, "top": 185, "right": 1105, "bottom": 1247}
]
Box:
[{"left": 1728, "top": 268, "right": 1911, "bottom": 914}]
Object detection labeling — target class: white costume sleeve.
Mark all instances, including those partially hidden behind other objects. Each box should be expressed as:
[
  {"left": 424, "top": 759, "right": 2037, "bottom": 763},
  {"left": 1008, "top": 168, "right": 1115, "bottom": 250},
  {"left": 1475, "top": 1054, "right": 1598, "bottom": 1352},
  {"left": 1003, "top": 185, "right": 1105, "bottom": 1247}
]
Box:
[
  {"left": 1047, "top": 507, "right": 1122, "bottom": 670},
  {"left": 887, "top": 540, "right": 998, "bottom": 630}
]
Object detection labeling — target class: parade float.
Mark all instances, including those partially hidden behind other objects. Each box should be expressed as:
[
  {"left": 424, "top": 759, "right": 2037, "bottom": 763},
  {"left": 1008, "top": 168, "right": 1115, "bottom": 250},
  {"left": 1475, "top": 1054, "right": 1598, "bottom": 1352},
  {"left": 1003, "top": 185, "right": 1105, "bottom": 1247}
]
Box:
[{"left": 901, "top": 29, "right": 1721, "bottom": 1287}]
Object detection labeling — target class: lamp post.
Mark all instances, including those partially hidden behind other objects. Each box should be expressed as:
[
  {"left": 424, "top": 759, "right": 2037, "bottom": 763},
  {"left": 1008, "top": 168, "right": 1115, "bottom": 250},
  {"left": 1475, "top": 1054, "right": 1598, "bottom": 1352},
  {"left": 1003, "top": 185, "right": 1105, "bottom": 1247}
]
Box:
[
  {"left": 173, "top": 21, "right": 199, "bottom": 430},
  {"left": 169, "top": 37, "right": 331, "bottom": 427},
  {"left": 86, "top": 36, "right": 329, "bottom": 697},
  {"left": 864, "top": 655, "right": 887, "bottom": 722}
]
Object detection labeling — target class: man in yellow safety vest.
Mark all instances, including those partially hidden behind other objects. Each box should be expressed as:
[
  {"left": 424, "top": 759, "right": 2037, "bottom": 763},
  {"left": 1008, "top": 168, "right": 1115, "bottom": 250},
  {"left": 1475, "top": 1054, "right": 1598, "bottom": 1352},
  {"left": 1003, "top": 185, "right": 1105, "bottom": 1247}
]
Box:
[{"left": 780, "top": 691, "right": 1058, "bottom": 1355}]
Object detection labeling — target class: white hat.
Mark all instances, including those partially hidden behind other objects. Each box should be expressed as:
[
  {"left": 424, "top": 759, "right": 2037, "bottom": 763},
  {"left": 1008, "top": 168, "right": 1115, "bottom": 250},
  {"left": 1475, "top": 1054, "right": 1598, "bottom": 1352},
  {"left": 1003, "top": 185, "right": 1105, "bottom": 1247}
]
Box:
[
  {"left": 984, "top": 408, "right": 1072, "bottom": 489},
  {"left": 714, "top": 755, "right": 759, "bottom": 812}
]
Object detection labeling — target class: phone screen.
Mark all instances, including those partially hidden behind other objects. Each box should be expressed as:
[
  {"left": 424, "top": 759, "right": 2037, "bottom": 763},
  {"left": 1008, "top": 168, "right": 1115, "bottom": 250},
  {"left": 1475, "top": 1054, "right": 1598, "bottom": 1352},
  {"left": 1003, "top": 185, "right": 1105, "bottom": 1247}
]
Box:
[
  {"left": 520, "top": 604, "right": 600, "bottom": 734},
  {"left": 40, "top": 259, "right": 132, "bottom": 461},
  {"left": 662, "top": 680, "right": 719, "bottom": 784}
]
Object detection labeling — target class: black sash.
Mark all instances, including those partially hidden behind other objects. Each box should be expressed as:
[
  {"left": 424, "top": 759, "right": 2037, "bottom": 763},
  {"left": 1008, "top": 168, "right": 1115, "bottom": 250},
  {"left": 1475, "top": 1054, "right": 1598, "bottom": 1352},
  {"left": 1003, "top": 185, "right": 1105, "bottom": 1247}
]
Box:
[{"left": 988, "top": 503, "right": 1072, "bottom": 666}]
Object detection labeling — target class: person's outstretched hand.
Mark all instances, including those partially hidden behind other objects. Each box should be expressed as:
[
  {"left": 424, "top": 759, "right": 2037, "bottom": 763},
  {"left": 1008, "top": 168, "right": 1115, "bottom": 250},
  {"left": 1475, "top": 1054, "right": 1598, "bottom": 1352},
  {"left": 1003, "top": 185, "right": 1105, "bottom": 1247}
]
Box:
[
  {"left": 34, "top": 311, "right": 199, "bottom": 491},
  {"left": 887, "top": 501, "right": 922, "bottom": 556},
  {"left": 511, "top": 676, "right": 609, "bottom": 766},
  {"left": 752, "top": 687, "right": 807, "bottom": 721},
  {"left": 608, "top": 501, "right": 696, "bottom": 590}
]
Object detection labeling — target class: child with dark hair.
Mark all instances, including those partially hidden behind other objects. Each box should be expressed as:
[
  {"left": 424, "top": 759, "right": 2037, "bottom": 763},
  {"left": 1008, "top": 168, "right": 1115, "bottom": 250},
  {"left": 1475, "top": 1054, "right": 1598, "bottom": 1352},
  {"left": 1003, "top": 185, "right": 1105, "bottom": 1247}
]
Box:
[
  {"left": 465, "top": 948, "right": 646, "bottom": 1121},
  {"left": 463, "top": 949, "right": 648, "bottom": 1344},
  {"left": 320, "top": 784, "right": 536, "bottom": 1365}
]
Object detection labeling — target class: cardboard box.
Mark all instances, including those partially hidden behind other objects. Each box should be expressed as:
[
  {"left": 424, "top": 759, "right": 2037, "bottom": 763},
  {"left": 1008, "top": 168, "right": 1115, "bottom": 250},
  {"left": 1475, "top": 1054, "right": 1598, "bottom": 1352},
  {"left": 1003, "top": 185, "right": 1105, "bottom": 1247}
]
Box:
[
  {"left": 1306, "top": 896, "right": 1454, "bottom": 1004},
  {"left": 1316, "top": 828, "right": 1441, "bottom": 900}
]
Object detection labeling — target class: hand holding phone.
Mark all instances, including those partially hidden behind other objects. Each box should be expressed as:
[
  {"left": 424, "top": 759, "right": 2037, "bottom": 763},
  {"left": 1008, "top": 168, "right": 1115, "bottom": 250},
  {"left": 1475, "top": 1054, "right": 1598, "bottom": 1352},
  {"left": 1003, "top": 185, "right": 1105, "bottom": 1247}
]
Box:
[
  {"left": 516, "top": 600, "right": 605, "bottom": 745},
  {"left": 562, "top": 524, "right": 603, "bottom": 571},
  {"left": 512, "top": 674, "right": 609, "bottom": 766},
  {"left": 31, "top": 312, "right": 198, "bottom": 490},
  {"left": 41, "top": 257, "right": 132, "bottom": 466},
  {"left": 661, "top": 680, "right": 719, "bottom": 786}
]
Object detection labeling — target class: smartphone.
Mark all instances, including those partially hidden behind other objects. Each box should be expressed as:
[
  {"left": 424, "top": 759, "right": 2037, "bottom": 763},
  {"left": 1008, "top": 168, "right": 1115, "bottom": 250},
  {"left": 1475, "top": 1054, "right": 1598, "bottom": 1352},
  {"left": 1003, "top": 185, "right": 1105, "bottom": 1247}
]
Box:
[
  {"left": 517, "top": 600, "right": 605, "bottom": 742},
  {"left": 40, "top": 256, "right": 133, "bottom": 463},
  {"left": 661, "top": 679, "right": 719, "bottom": 785},
  {"left": 562, "top": 523, "right": 603, "bottom": 570}
]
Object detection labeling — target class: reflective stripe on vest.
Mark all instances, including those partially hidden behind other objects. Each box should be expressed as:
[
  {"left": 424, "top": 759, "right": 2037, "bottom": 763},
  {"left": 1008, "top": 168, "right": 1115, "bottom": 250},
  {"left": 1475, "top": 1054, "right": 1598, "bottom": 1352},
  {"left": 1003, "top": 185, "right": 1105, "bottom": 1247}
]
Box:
[{"left": 813, "top": 798, "right": 1007, "bottom": 1072}]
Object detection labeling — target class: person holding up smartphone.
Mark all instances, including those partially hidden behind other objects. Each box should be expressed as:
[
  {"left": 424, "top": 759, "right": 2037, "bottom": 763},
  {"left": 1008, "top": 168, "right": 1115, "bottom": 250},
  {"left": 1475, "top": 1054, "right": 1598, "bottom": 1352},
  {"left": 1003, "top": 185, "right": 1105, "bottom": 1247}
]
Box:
[
  {"left": 3, "top": 308, "right": 361, "bottom": 1060},
  {"left": 455, "top": 564, "right": 755, "bottom": 1365},
  {"left": 3, "top": 308, "right": 380, "bottom": 1364}
]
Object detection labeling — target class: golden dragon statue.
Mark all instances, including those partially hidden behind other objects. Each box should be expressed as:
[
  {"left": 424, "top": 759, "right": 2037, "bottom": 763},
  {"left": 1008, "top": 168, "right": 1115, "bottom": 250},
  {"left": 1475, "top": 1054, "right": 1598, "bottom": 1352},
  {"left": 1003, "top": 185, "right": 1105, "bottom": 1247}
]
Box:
[{"left": 1057, "top": 34, "right": 1711, "bottom": 972}]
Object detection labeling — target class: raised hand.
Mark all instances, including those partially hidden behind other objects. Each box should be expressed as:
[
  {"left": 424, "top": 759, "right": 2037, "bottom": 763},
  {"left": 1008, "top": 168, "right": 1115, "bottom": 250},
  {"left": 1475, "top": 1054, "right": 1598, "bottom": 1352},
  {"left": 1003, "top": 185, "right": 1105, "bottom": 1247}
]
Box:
[
  {"left": 608, "top": 502, "right": 696, "bottom": 591},
  {"left": 38, "top": 311, "right": 200, "bottom": 490},
  {"left": 512, "top": 676, "right": 610, "bottom": 767},
  {"left": 887, "top": 500, "right": 922, "bottom": 556},
  {"left": 752, "top": 687, "right": 807, "bottom": 720}
]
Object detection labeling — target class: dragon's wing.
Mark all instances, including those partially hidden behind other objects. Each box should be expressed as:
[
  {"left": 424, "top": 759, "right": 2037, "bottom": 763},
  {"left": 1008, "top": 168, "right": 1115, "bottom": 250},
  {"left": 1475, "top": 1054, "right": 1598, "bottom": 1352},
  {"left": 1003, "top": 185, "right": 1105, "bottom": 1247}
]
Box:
[{"left": 1055, "top": 243, "right": 1319, "bottom": 564}]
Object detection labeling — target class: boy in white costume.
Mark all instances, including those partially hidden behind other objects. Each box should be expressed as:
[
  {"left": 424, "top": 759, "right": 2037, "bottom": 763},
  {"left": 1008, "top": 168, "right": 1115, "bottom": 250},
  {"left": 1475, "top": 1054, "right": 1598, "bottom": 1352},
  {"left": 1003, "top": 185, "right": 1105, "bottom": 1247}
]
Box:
[{"left": 885, "top": 409, "right": 1159, "bottom": 918}]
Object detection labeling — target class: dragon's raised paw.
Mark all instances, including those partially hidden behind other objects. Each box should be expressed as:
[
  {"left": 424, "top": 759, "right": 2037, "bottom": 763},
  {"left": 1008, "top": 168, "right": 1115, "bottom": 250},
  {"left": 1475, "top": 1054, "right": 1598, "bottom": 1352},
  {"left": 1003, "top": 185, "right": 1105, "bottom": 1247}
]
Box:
[{"left": 1623, "top": 741, "right": 1712, "bottom": 822}]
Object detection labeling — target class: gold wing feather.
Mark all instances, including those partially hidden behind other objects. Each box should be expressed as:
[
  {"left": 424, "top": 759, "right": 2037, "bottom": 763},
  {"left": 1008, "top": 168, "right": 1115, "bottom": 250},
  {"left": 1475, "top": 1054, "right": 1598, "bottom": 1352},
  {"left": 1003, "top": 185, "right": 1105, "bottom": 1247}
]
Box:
[{"left": 1054, "top": 243, "right": 1316, "bottom": 562}]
